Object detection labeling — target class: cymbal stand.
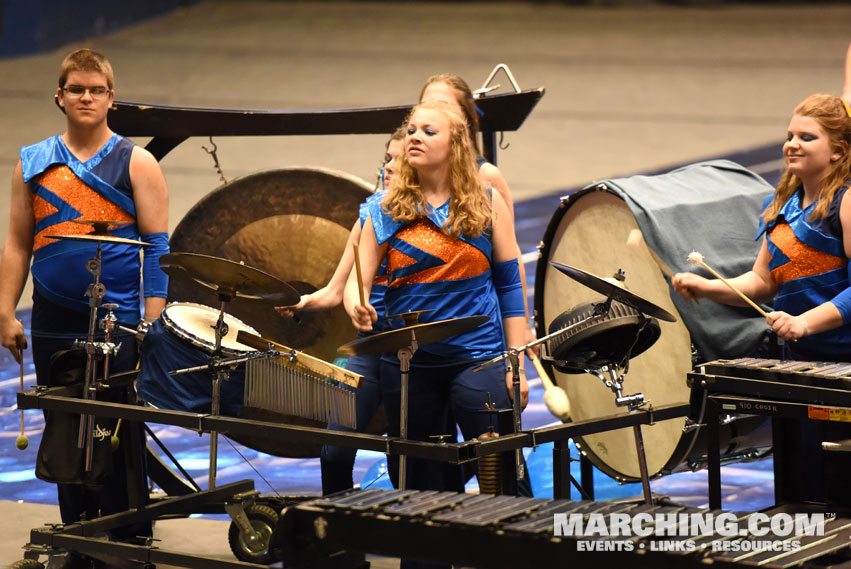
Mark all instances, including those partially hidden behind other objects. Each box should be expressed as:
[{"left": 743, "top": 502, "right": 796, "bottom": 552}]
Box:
[
  {"left": 397, "top": 335, "right": 417, "bottom": 491},
  {"left": 505, "top": 349, "right": 524, "bottom": 480},
  {"left": 167, "top": 291, "right": 281, "bottom": 490},
  {"left": 75, "top": 243, "right": 121, "bottom": 471},
  {"left": 208, "top": 295, "right": 232, "bottom": 490}
]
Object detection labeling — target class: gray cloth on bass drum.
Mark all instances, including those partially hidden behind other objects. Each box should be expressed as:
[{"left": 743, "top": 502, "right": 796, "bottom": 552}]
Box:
[{"left": 588, "top": 159, "right": 775, "bottom": 362}]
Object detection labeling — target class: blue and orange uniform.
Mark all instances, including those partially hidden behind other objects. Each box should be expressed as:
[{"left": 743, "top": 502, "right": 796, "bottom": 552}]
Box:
[
  {"left": 757, "top": 184, "right": 851, "bottom": 507},
  {"left": 758, "top": 185, "right": 851, "bottom": 361},
  {"left": 366, "top": 196, "right": 527, "bottom": 492},
  {"left": 22, "top": 133, "right": 168, "bottom": 540}
]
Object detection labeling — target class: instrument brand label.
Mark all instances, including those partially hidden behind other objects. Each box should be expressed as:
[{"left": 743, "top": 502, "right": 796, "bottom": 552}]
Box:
[{"left": 556, "top": 512, "right": 825, "bottom": 552}]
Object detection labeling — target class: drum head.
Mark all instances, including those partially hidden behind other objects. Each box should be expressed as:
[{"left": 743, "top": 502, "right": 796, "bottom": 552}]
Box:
[
  {"left": 535, "top": 189, "right": 694, "bottom": 481},
  {"left": 162, "top": 302, "right": 258, "bottom": 355},
  {"left": 168, "top": 168, "right": 373, "bottom": 363}
]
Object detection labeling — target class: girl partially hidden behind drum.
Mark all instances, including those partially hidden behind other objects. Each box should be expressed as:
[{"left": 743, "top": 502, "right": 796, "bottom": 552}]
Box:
[{"left": 673, "top": 93, "right": 851, "bottom": 506}]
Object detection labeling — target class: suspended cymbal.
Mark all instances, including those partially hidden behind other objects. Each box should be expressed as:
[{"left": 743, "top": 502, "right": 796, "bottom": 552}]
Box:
[
  {"left": 338, "top": 315, "right": 490, "bottom": 356},
  {"left": 161, "top": 264, "right": 299, "bottom": 307},
  {"left": 46, "top": 233, "right": 149, "bottom": 246},
  {"left": 161, "top": 252, "right": 300, "bottom": 304},
  {"left": 549, "top": 262, "right": 676, "bottom": 322}
]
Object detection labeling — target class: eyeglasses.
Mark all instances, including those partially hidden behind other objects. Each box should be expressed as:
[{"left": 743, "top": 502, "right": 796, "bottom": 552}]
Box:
[{"left": 62, "top": 85, "right": 112, "bottom": 98}]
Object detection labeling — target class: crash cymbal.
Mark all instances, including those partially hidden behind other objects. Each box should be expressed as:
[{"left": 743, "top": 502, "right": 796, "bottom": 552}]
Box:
[
  {"left": 46, "top": 233, "right": 149, "bottom": 246},
  {"left": 338, "top": 315, "right": 490, "bottom": 356},
  {"left": 161, "top": 252, "right": 300, "bottom": 304},
  {"left": 549, "top": 262, "right": 676, "bottom": 322}
]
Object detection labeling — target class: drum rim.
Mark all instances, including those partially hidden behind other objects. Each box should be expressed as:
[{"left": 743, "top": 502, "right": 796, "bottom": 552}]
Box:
[
  {"left": 533, "top": 185, "right": 699, "bottom": 482},
  {"left": 162, "top": 301, "right": 259, "bottom": 356}
]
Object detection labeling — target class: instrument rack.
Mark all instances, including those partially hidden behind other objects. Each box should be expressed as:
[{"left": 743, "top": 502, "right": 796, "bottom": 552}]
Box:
[
  {"left": 17, "top": 386, "right": 688, "bottom": 568},
  {"left": 16, "top": 76, "right": 548, "bottom": 568},
  {"left": 688, "top": 359, "right": 851, "bottom": 511}
]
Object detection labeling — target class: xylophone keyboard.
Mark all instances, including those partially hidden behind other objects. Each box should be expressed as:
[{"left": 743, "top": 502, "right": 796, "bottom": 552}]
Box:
[
  {"left": 275, "top": 489, "right": 851, "bottom": 569},
  {"left": 697, "top": 358, "right": 851, "bottom": 390}
]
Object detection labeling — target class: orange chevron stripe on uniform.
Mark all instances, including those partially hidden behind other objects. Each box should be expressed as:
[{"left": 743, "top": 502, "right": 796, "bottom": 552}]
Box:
[
  {"left": 31, "top": 165, "right": 134, "bottom": 251},
  {"left": 387, "top": 219, "right": 489, "bottom": 286},
  {"left": 769, "top": 222, "right": 846, "bottom": 285}
]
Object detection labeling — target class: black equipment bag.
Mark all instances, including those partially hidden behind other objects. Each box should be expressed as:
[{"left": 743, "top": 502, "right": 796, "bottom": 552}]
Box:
[{"left": 36, "top": 349, "right": 117, "bottom": 484}]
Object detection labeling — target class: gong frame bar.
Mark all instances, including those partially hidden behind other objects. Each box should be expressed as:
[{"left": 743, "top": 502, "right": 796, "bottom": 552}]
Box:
[{"left": 107, "top": 87, "right": 545, "bottom": 163}]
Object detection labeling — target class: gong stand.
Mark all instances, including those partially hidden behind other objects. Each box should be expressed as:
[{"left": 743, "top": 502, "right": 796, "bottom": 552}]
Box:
[{"left": 74, "top": 243, "right": 122, "bottom": 472}]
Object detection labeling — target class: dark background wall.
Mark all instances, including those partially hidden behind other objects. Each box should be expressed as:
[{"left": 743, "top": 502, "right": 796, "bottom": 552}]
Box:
[{"left": 0, "top": 0, "right": 197, "bottom": 58}]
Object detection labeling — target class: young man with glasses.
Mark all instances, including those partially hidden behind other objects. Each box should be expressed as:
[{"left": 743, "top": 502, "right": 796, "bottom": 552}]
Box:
[{"left": 0, "top": 48, "right": 169, "bottom": 544}]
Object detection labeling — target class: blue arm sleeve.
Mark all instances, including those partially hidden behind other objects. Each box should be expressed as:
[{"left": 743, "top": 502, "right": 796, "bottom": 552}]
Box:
[
  {"left": 141, "top": 232, "right": 170, "bottom": 298},
  {"left": 830, "top": 268, "right": 851, "bottom": 324},
  {"left": 492, "top": 259, "right": 525, "bottom": 318}
]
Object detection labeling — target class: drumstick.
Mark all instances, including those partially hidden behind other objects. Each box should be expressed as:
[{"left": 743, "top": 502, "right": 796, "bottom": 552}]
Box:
[
  {"left": 111, "top": 418, "right": 122, "bottom": 451},
  {"left": 352, "top": 243, "right": 366, "bottom": 306},
  {"left": 16, "top": 330, "right": 28, "bottom": 450},
  {"left": 687, "top": 251, "right": 768, "bottom": 318},
  {"left": 531, "top": 355, "right": 570, "bottom": 421}
]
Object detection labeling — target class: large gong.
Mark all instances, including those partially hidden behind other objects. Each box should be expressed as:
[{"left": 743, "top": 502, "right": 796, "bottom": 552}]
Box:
[
  {"left": 168, "top": 167, "right": 373, "bottom": 363},
  {"left": 166, "top": 168, "right": 373, "bottom": 457}
]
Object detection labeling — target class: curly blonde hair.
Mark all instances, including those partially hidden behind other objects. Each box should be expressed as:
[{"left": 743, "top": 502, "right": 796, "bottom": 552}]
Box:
[
  {"left": 763, "top": 94, "right": 851, "bottom": 224},
  {"left": 382, "top": 100, "right": 491, "bottom": 238}
]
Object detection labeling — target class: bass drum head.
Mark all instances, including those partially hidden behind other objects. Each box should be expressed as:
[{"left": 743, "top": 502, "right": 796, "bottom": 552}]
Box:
[
  {"left": 168, "top": 168, "right": 373, "bottom": 363},
  {"left": 535, "top": 189, "right": 694, "bottom": 482}
]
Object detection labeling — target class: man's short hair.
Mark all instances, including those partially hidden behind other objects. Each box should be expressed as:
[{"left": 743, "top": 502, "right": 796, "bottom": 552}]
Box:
[{"left": 58, "top": 48, "right": 114, "bottom": 90}]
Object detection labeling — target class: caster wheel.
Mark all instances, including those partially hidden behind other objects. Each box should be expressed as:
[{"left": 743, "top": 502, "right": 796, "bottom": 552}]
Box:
[
  {"left": 9, "top": 560, "right": 45, "bottom": 569},
  {"left": 228, "top": 504, "right": 279, "bottom": 564}
]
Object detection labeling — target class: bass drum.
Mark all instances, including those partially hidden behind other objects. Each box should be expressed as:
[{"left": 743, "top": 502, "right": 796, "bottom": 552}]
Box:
[
  {"left": 534, "top": 187, "right": 768, "bottom": 482},
  {"left": 167, "top": 168, "right": 374, "bottom": 457}
]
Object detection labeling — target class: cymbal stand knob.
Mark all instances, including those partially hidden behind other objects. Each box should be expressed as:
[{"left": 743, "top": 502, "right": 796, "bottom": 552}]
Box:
[
  {"left": 212, "top": 300, "right": 229, "bottom": 354},
  {"left": 100, "top": 304, "right": 120, "bottom": 388}
]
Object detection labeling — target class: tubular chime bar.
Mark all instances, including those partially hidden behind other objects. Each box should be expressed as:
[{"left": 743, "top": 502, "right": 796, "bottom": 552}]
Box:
[{"left": 245, "top": 355, "right": 357, "bottom": 429}]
